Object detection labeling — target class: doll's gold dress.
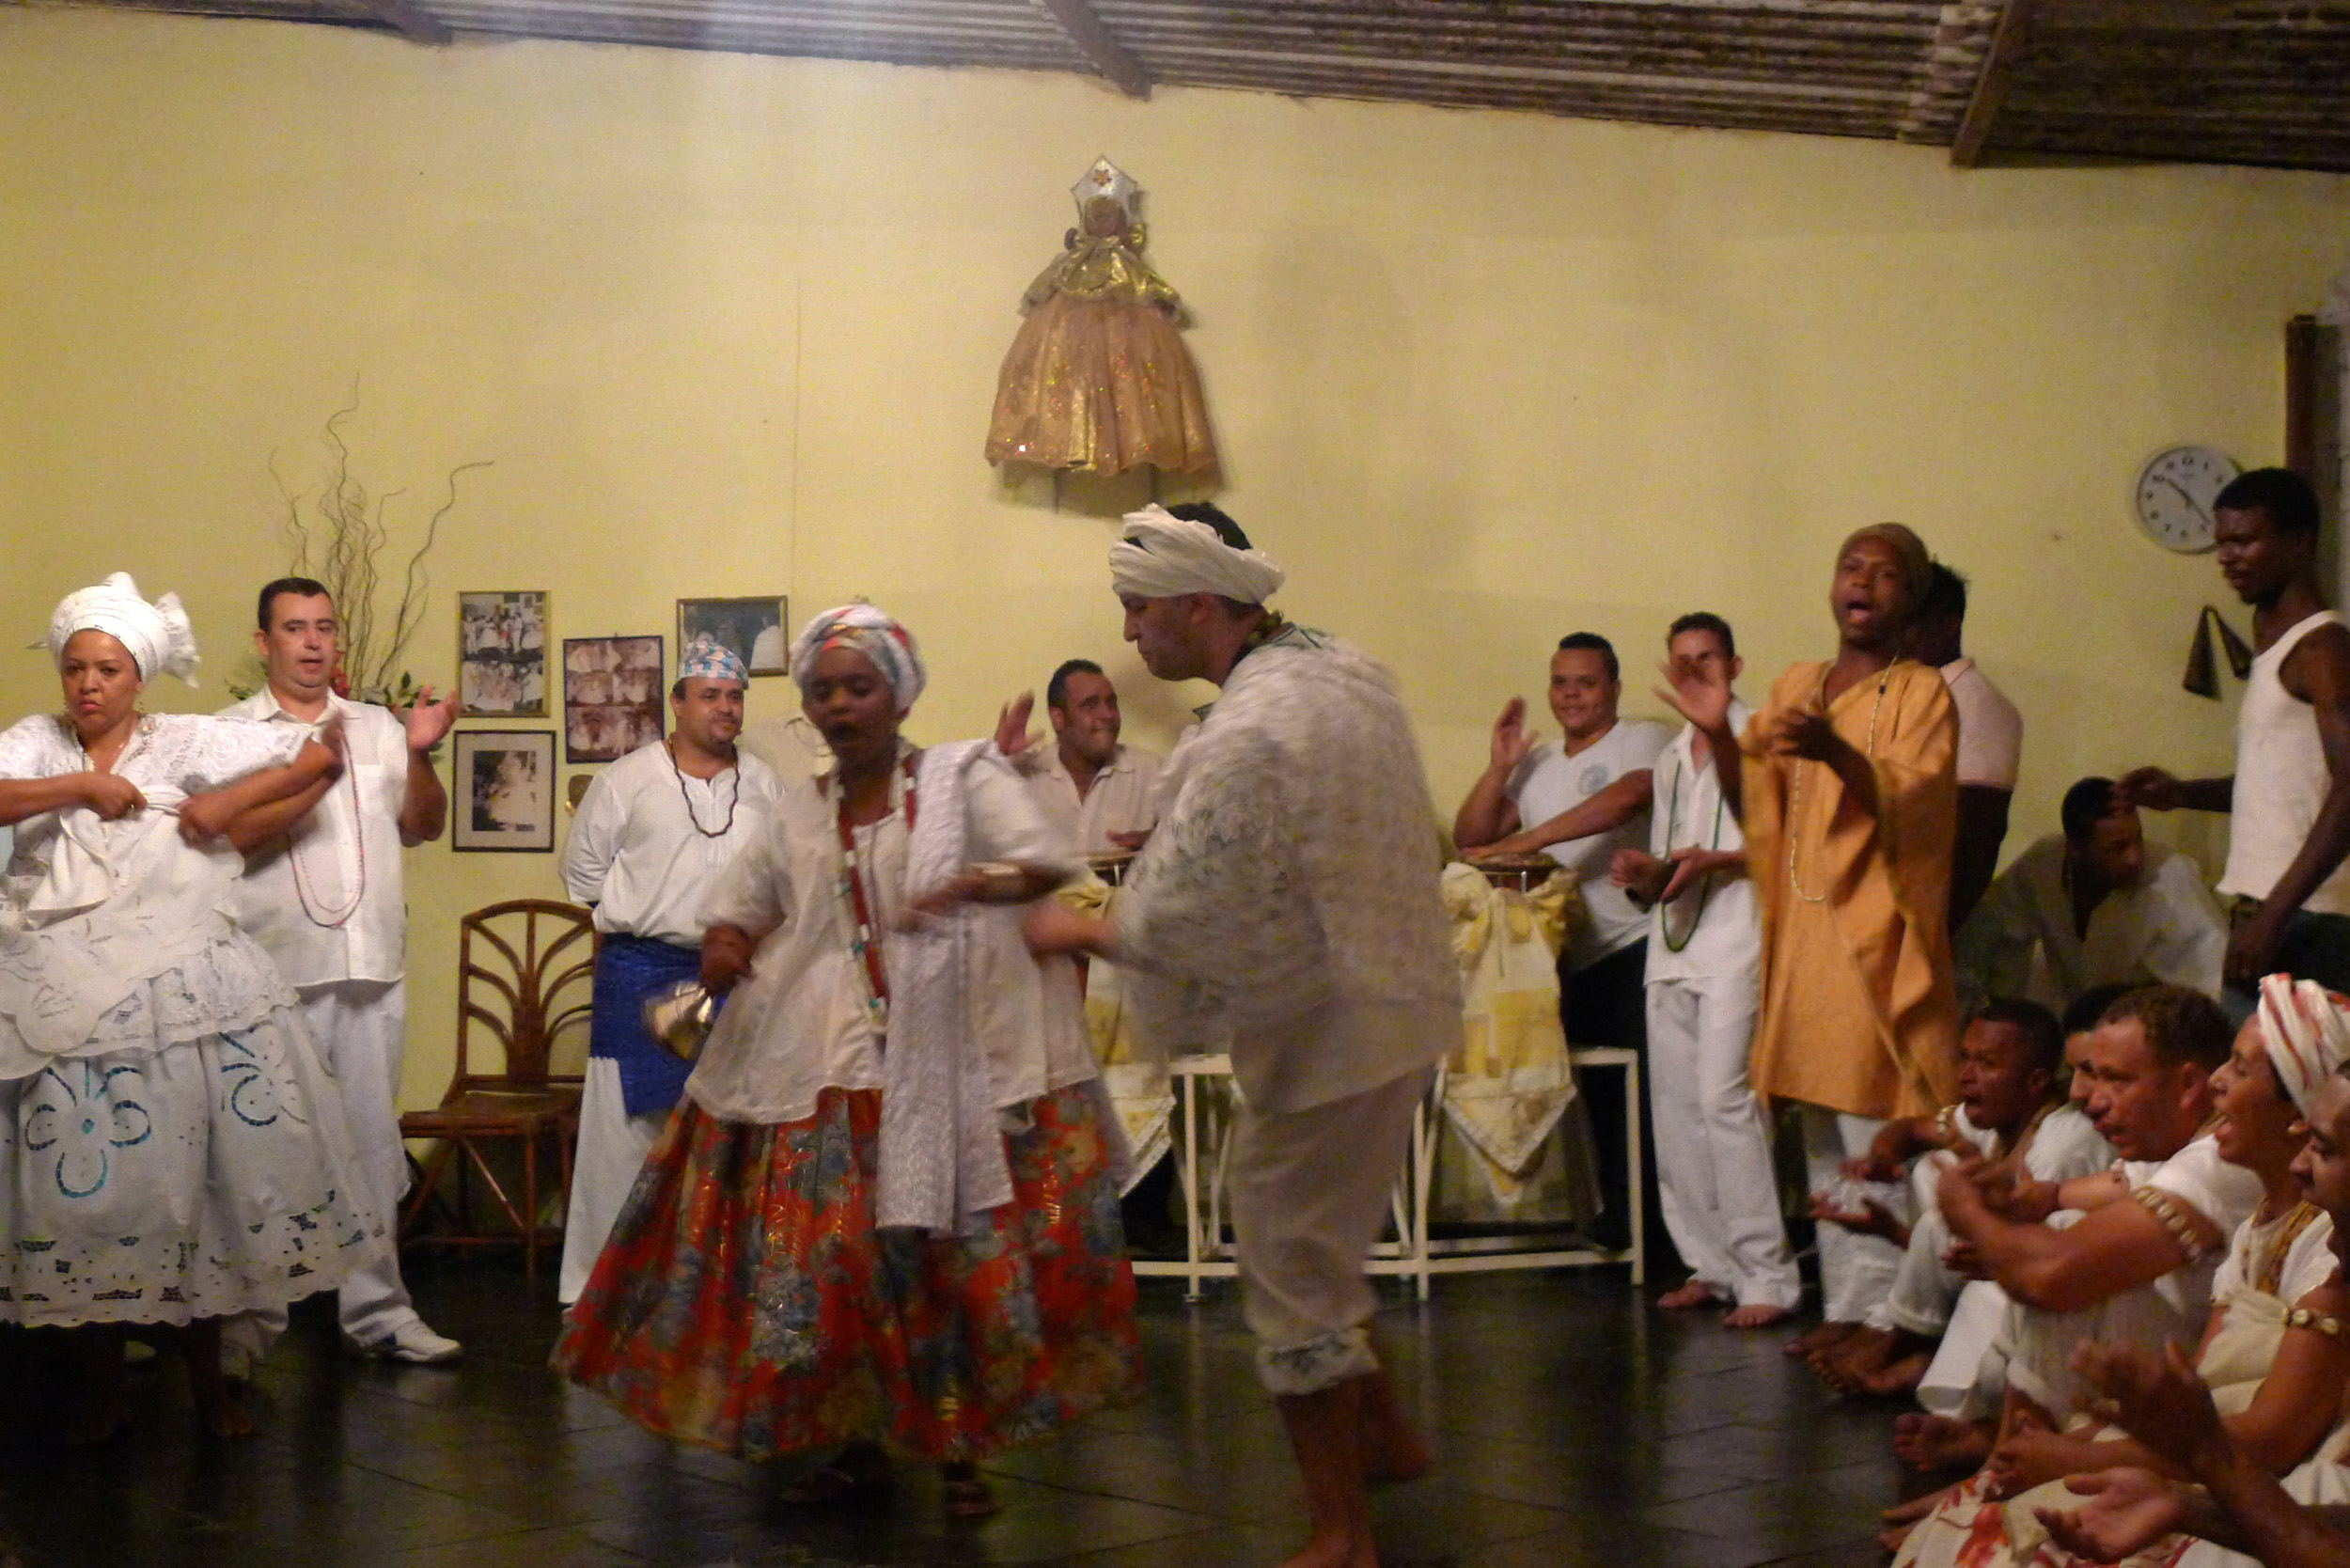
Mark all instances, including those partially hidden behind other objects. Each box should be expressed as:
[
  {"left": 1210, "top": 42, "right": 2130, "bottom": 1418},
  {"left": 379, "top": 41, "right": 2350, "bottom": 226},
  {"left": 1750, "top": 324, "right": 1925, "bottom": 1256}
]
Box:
[{"left": 986, "top": 191, "right": 1217, "bottom": 477}]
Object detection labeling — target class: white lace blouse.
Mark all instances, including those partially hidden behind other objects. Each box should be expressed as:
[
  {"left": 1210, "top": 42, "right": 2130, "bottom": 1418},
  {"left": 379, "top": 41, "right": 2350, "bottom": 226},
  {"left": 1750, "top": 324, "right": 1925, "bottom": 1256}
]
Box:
[{"left": 0, "top": 713, "right": 306, "bottom": 1076}]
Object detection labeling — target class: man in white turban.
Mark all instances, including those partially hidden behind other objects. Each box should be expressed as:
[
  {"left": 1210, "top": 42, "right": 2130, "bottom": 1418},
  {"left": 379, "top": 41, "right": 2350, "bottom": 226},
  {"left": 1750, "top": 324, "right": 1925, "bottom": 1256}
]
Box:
[
  {"left": 1027, "top": 501, "right": 1462, "bottom": 1568},
  {"left": 556, "top": 634, "right": 777, "bottom": 1305}
]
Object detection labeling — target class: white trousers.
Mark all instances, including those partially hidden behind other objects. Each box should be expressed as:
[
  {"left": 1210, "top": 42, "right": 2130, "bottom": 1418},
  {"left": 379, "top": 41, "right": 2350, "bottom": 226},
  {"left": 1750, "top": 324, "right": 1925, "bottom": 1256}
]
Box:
[
  {"left": 1801, "top": 1103, "right": 1905, "bottom": 1324},
  {"left": 557, "top": 1058, "right": 667, "bottom": 1305},
  {"left": 1865, "top": 1150, "right": 1966, "bottom": 1337},
  {"left": 1914, "top": 1279, "right": 2014, "bottom": 1419},
  {"left": 1229, "top": 1070, "right": 1426, "bottom": 1396},
  {"left": 1645, "top": 974, "right": 1799, "bottom": 1309},
  {"left": 231, "top": 979, "right": 421, "bottom": 1349}
]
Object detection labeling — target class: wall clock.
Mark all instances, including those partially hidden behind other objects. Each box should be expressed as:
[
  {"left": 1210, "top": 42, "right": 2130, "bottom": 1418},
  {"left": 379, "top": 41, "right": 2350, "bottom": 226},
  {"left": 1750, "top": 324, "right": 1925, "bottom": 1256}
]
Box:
[{"left": 2134, "top": 445, "right": 2240, "bottom": 553}]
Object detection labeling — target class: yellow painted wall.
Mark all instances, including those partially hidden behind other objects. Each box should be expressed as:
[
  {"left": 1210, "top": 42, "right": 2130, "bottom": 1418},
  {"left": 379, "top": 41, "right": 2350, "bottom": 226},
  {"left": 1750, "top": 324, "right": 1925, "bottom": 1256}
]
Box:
[{"left": 4, "top": 8, "right": 2348, "bottom": 1109}]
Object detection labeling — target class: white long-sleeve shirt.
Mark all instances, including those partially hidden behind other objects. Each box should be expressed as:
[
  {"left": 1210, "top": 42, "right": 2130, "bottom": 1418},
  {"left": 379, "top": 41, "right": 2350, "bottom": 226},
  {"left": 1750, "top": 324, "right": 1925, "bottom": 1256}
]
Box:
[
  {"left": 1955, "top": 834, "right": 2227, "bottom": 1012},
  {"left": 560, "top": 740, "right": 780, "bottom": 947}
]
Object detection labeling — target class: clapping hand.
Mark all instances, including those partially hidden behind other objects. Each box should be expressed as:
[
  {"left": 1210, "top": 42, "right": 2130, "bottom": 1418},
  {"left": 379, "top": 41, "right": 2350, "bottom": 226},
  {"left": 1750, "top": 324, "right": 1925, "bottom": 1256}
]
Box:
[
  {"left": 2074, "top": 1340, "right": 2227, "bottom": 1470},
  {"left": 2034, "top": 1468, "right": 2194, "bottom": 1561},
  {"left": 1654, "top": 657, "right": 1731, "bottom": 734},
  {"left": 993, "top": 693, "right": 1042, "bottom": 760},
  {"left": 402, "top": 687, "right": 459, "bottom": 754},
  {"left": 1488, "top": 698, "right": 1534, "bottom": 776}
]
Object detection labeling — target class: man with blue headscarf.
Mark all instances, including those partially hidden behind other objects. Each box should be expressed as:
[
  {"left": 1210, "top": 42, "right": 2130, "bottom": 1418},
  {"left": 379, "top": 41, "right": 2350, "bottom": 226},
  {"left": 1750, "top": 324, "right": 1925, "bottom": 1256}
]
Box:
[{"left": 556, "top": 636, "right": 780, "bottom": 1305}]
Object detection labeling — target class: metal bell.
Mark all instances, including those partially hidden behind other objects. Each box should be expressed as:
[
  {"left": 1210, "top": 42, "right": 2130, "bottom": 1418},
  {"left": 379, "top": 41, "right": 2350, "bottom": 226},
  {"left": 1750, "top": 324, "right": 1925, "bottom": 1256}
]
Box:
[{"left": 642, "top": 979, "right": 717, "bottom": 1063}]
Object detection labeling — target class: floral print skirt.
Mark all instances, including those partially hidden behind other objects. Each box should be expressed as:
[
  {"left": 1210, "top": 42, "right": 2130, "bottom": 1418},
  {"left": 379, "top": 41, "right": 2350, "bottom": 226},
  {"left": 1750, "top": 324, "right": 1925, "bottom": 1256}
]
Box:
[
  {"left": 0, "top": 1011, "right": 385, "bottom": 1327},
  {"left": 554, "top": 1084, "right": 1141, "bottom": 1462}
]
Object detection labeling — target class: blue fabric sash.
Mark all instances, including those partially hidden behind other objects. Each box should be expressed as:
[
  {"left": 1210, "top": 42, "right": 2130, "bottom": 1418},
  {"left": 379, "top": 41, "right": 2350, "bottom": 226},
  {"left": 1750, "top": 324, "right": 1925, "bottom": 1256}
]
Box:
[{"left": 591, "top": 934, "right": 704, "bottom": 1118}]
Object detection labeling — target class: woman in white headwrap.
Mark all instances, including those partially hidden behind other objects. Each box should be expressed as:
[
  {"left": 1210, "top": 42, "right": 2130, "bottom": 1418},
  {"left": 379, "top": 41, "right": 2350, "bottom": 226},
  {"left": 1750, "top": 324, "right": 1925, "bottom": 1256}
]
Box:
[
  {"left": 0, "top": 574, "right": 383, "bottom": 1444},
  {"left": 1896, "top": 974, "right": 2350, "bottom": 1568},
  {"left": 555, "top": 603, "right": 1138, "bottom": 1519}
]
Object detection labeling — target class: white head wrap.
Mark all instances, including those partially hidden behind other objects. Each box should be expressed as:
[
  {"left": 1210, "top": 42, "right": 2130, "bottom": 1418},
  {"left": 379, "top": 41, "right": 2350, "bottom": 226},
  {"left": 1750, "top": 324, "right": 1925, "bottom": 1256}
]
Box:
[
  {"left": 677, "top": 634, "right": 748, "bottom": 687},
  {"left": 46, "top": 572, "right": 200, "bottom": 685},
  {"left": 2255, "top": 973, "right": 2350, "bottom": 1117},
  {"left": 789, "top": 603, "right": 926, "bottom": 712},
  {"left": 1107, "top": 504, "right": 1285, "bottom": 605}
]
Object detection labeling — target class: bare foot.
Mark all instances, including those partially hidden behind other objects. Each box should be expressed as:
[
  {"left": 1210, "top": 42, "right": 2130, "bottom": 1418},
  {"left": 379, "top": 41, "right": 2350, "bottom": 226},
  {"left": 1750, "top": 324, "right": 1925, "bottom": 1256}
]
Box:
[
  {"left": 1892, "top": 1413, "right": 1994, "bottom": 1473},
  {"left": 1877, "top": 1518, "right": 1921, "bottom": 1554},
  {"left": 1657, "top": 1280, "right": 1721, "bottom": 1310},
  {"left": 1856, "top": 1349, "right": 1934, "bottom": 1399},
  {"left": 1812, "top": 1325, "right": 1894, "bottom": 1392},
  {"left": 1722, "top": 1302, "right": 1792, "bottom": 1329},
  {"left": 196, "top": 1386, "right": 257, "bottom": 1440},
  {"left": 780, "top": 1440, "right": 893, "bottom": 1503},
  {"left": 1781, "top": 1320, "right": 1857, "bottom": 1360},
  {"left": 184, "top": 1318, "right": 256, "bottom": 1440}
]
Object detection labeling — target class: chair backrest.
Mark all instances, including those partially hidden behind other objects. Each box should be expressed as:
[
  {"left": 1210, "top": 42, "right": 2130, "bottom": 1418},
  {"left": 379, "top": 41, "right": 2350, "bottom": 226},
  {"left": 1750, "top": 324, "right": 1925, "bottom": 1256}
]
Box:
[{"left": 455, "top": 900, "right": 597, "bottom": 1086}]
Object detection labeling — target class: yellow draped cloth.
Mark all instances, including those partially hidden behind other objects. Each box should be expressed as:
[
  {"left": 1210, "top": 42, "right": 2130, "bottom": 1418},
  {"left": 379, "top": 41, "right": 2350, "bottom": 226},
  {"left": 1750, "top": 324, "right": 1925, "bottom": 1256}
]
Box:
[
  {"left": 1437, "top": 862, "right": 1584, "bottom": 1210},
  {"left": 1741, "top": 659, "right": 1961, "bottom": 1121},
  {"left": 1057, "top": 876, "right": 1176, "bottom": 1190}
]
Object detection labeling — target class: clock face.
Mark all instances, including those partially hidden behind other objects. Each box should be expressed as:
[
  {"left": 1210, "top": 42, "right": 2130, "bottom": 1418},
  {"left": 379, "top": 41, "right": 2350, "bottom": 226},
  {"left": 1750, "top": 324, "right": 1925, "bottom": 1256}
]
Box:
[{"left": 2134, "top": 445, "right": 2240, "bottom": 553}]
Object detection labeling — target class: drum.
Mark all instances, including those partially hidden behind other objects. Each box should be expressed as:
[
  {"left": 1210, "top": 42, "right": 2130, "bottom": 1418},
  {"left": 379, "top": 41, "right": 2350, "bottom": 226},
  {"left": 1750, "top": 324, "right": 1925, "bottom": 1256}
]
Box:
[
  {"left": 1087, "top": 851, "right": 1137, "bottom": 887},
  {"left": 1475, "top": 852, "right": 1559, "bottom": 893}
]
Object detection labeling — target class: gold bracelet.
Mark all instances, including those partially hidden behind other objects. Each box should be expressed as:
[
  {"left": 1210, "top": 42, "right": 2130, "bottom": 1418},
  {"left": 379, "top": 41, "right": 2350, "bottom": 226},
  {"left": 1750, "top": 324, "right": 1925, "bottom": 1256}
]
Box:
[
  {"left": 2131, "top": 1184, "right": 2214, "bottom": 1264},
  {"left": 2286, "top": 1307, "right": 2347, "bottom": 1339}
]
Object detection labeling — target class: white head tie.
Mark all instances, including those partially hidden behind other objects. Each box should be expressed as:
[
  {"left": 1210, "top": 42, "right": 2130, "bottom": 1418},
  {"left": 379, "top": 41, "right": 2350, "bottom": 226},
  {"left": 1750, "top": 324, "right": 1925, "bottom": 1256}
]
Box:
[
  {"left": 2255, "top": 973, "right": 2350, "bottom": 1117},
  {"left": 46, "top": 572, "right": 200, "bottom": 685},
  {"left": 789, "top": 603, "right": 926, "bottom": 713},
  {"left": 1107, "top": 504, "right": 1285, "bottom": 605}
]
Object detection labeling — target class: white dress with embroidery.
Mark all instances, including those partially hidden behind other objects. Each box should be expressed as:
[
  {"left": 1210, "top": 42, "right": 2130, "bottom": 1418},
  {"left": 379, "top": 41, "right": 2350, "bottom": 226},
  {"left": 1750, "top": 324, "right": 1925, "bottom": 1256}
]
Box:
[{"left": 0, "top": 713, "right": 384, "bottom": 1326}]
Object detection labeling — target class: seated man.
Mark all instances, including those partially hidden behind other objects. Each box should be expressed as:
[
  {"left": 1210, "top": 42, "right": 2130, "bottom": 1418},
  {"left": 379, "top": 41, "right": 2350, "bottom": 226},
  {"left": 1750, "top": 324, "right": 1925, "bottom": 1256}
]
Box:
[
  {"left": 1888, "top": 987, "right": 2261, "bottom": 1550},
  {"left": 1958, "top": 776, "right": 2227, "bottom": 1016},
  {"left": 1897, "top": 985, "right": 2132, "bottom": 1469},
  {"left": 1817, "top": 1000, "right": 2109, "bottom": 1397}
]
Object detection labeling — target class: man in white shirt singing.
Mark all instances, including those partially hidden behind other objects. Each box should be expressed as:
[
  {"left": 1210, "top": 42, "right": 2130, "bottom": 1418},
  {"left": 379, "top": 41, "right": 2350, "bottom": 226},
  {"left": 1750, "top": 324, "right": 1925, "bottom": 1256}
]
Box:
[
  {"left": 556, "top": 636, "right": 779, "bottom": 1305},
  {"left": 221, "top": 576, "right": 462, "bottom": 1367}
]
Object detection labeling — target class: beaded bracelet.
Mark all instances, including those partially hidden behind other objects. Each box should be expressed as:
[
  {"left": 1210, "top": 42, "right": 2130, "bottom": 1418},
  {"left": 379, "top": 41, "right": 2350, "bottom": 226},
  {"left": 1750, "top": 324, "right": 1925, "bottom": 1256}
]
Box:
[
  {"left": 2131, "top": 1184, "right": 2213, "bottom": 1264},
  {"left": 2286, "top": 1307, "right": 2347, "bottom": 1339}
]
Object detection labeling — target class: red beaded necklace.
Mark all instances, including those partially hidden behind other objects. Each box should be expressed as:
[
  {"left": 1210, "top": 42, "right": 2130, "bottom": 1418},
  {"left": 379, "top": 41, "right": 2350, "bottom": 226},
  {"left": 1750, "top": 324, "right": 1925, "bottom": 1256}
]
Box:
[{"left": 830, "top": 752, "right": 918, "bottom": 1035}]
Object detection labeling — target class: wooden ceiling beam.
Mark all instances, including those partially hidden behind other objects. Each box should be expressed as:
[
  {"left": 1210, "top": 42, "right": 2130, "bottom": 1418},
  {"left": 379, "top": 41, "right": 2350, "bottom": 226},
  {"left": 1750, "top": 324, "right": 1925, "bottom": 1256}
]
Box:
[
  {"left": 1032, "top": 0, "right": 1150, "bottom": 98},
  {"left": 353, "top": 0, "right": 452, "bottom": 46},
  {"left": 1950, "top": 0, "right": 2039, "bottom": 167}
]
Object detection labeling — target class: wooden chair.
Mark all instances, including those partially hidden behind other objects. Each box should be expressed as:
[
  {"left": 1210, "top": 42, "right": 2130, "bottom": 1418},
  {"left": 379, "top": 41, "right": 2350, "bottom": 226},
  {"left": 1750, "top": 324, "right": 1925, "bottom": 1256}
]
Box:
[{"left": 399, "top": 899, "right": 595, "bottom": 1279}]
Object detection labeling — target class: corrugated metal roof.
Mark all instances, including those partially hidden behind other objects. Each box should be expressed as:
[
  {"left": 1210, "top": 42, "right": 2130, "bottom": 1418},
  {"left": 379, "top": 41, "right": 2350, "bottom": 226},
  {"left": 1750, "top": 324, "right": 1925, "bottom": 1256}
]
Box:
[{"left": 36, "top": 0, "right": 2350, "bottom": 172}]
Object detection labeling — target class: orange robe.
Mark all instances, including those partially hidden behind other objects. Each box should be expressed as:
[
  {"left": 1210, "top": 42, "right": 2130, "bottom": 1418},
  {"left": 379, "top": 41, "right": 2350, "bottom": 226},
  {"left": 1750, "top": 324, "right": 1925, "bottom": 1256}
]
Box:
[{"left": 1741, "top": 660, "right": 1961, "bottom": 1121}]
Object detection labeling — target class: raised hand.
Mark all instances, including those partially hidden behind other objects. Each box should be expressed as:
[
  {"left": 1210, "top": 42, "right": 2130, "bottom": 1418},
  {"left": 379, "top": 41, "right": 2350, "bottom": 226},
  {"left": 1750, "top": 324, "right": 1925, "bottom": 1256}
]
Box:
[
  {"left": 402, "top": 686, "right": 459, "bottom": 753},
  {"left": 1653, "top": 657, "right": 1730, "bottom": 734},
  {"left": 1488, "top": 698, "right": 1534, "bottom": 776},
  {"left": 994, "top": 692, "right": 1041, "bottom": 759}
]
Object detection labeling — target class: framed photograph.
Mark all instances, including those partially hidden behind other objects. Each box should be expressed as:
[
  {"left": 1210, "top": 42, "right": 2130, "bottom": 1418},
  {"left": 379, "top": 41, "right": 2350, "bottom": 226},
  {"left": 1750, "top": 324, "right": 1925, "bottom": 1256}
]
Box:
[
  {"left": 678, "top": 595, "right": 788, "bottom": 678},
  {"left": 451, "top": 730, "right": 556, "bottom": 853},
  {"left": 562, "top": 635, "right": 664, "bottom": 763},
  {"left": 458, "top": 591, "right": 549, "bottom": 717}
]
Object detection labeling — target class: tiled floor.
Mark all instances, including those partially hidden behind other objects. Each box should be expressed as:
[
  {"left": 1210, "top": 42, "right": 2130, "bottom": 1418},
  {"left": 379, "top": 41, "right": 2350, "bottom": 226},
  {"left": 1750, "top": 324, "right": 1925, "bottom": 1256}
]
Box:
[{"left": 0, "top": 1265, "right": 1937, "bottom": 1567}]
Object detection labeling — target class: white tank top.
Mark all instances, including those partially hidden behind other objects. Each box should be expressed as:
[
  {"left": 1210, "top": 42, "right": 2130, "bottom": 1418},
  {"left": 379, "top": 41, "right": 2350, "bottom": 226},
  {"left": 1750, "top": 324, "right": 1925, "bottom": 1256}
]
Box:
[{"left": 2220, "top": 608, "right": 2350, "bottom": 916}]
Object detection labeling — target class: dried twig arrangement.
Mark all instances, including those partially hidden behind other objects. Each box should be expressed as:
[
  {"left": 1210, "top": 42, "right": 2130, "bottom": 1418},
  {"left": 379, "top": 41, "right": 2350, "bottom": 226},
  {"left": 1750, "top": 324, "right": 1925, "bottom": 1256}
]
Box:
[{"left": 268, "top": 389, "right": 490, "bottom": 705}]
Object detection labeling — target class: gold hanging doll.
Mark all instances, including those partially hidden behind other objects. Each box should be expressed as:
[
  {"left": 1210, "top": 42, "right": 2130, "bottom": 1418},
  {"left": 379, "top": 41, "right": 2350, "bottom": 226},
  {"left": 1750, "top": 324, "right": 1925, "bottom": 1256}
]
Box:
[{"left": 985, "top": 158, "right": 1218, "bottom": 478}]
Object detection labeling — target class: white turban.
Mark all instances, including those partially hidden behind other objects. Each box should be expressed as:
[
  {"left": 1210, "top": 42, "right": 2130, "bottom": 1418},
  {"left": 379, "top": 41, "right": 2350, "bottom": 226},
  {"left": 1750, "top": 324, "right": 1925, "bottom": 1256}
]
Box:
[
  {"left": 1107, "top": 504, "right": 1285, "bottom": 605},
  {"left": 789, "top": 603, "right": 926, "bottom": 712},
  {"left": 46, "top": 572, "right": 200, "bottom": 685},
  {"left": 2255, "top": 973, "right": 2350, "bottom": 1117}
]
